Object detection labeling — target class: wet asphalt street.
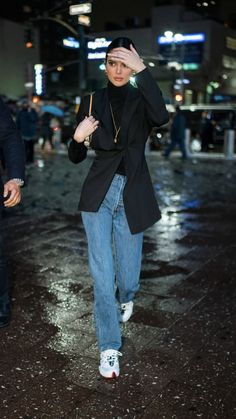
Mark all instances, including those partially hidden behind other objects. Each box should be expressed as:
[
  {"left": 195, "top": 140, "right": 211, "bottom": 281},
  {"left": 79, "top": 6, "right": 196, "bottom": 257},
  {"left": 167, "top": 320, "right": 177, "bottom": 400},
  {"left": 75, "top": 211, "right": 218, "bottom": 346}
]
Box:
[{"left": 1, "top": 148, "right": 236, "bottom": 418}]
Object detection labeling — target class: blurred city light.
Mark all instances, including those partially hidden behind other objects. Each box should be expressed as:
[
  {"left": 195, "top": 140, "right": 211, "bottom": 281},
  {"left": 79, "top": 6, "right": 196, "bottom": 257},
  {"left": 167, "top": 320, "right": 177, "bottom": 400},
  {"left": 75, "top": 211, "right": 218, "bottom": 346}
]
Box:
[
  {"left": 34, "top": 64, "right": 44, "bottom": 96},
  {"left": 176, "top": 78, "right": 190, "bottom": 84},
  {"left": 175, "top": 94, "right": 183, "bottom": 102},
  {"left": 158, "top": 33, "right": 205, "bottom": 44},
  {"left": 87, "top": 38, "right": 111, "bottom": 50},
  {"left": 63, "top": 37, "right": 80, "bottom": 49},
  {"left": 78, "top": 15, "right": 91, "bottom": 27},
  {"left": 25, "top": 41, "right": 33, "bottom": 48},
  {"left": 130, "top": 76, "right": 136, "bottom": 86},
  {"left": 69, "top": 3, "right": 92, "bottom": 15},
  {"left": 32, "top": 96, "right": 40, "bottom": 104},
  {"left": 164, "top": 31, "right": 173, "bottom": 38},
  {"left": 24, "top": 27, "right": 34, "bottom": 48}
]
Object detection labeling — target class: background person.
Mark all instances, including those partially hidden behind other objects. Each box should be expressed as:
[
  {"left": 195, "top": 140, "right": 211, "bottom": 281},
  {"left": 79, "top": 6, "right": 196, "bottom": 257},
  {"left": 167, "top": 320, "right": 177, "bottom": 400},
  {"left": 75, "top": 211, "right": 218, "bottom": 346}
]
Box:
[
  {"left": 0, "top": 97, "right": 25, "bottom": 328},
  {"left": 199, "top": 111, "right": 214, "bottom": 152},
  {"left": 68, "top": 37, "right": 169, "bottom": 379},
  {"left": 16, "top": 100, "right": 38, "bottom": 164},
  {"left": 163, "top": 105, "right": 187, "bottom": 159},
  {"left": 40, "top": 112, "right": 54, "bottom": 151}
]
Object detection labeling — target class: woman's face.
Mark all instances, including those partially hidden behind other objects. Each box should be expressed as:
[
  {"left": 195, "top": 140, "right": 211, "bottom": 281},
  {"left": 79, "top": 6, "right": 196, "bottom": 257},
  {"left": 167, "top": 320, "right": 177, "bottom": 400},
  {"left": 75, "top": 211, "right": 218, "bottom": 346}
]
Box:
[{"left": 105, "top": 49, "right": 133, "bottom": 86}]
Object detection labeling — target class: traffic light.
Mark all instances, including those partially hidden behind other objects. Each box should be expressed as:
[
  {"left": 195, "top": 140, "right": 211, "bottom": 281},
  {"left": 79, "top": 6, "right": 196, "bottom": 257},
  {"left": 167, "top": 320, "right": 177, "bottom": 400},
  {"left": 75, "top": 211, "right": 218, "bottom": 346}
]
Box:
[{"left": 24, "top": 28, "right": 34, "bottom": 48}]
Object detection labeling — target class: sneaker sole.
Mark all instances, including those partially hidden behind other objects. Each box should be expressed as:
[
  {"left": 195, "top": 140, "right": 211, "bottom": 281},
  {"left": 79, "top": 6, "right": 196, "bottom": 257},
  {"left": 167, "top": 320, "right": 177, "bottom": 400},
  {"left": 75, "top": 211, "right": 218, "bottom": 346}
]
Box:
[
  {"left": 99, "top": 370, "right": 119, "bottom": 379},
  {"left": 120, "top": 313, "right": 132, "bottom": 323}
]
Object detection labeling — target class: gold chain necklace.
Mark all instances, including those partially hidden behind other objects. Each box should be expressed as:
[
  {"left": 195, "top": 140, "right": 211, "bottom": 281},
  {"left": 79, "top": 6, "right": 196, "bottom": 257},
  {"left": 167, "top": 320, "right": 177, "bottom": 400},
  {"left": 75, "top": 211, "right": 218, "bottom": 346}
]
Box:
[{"left": 109, "top": 103, "right": 121, "bottom": 143}]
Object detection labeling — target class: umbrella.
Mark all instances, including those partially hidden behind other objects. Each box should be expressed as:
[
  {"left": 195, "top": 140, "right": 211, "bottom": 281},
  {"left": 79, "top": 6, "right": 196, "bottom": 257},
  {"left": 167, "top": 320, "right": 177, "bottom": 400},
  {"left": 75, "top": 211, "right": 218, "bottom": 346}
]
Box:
[{"left": 41, "top": 105, "right": 64, "bottom": 117}]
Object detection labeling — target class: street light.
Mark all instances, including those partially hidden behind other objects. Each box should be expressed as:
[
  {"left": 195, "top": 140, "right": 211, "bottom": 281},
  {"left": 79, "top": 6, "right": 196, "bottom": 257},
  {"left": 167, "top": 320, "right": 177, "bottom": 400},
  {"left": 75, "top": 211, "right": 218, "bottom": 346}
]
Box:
[{"left": 69, "top": 2, "right": 92, "bottom": 96}]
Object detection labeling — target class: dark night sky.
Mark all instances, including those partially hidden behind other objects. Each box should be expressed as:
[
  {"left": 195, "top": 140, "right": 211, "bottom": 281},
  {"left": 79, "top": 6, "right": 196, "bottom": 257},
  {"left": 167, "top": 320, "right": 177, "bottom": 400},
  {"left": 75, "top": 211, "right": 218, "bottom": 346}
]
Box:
[
  {"left": 1, "top": 1, "right": 236, "bottom": 31},
  {"left": 91, "top": 0, "right": 156, "bottom": 31},
  {"left": 0, "top": 0, "right": 155, "bottom": 31}
]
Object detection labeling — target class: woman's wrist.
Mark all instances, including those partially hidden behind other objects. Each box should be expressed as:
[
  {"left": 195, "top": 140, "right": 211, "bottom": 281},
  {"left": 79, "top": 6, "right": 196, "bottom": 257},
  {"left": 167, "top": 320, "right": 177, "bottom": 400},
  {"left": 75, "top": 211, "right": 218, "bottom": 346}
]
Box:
[
  {"left": 73, "top": 135, "right": 84, "bottom": 143},
  {"left": 135, "top": 63, "right": 146, "bottom": 73},
  {"left": 68, "top": 137, "right": 85, "bottom": 148}
]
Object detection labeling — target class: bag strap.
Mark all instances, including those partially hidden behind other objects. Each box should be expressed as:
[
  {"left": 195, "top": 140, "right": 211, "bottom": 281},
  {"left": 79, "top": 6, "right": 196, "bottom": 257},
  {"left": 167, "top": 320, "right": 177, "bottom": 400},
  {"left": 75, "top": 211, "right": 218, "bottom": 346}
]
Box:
[
  {"left": 88, "top": 94, "right": 93, "bottom": 116},
  {"left": 84, "top": 94, "right": 93, "bottom": 149}
]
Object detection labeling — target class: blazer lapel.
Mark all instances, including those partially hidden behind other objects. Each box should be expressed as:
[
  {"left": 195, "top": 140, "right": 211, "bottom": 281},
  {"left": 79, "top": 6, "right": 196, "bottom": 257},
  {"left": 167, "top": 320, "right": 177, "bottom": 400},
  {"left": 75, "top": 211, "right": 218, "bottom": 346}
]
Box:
[{"left": 93, "top": 89, "right": 113, "bottom": 135}]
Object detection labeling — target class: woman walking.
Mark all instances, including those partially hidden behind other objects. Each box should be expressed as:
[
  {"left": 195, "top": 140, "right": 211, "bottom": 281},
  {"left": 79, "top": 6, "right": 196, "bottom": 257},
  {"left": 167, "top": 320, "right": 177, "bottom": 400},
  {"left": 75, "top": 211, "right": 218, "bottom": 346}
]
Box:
[{"left": 68, "top": 37, "right": 169, "bottom": 378}]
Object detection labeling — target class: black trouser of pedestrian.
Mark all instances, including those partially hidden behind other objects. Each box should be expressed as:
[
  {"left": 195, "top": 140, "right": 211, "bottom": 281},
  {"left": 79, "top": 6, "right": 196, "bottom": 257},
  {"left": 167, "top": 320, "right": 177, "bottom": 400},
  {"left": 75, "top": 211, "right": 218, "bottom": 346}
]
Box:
[
  {"left": 164, "top": 137, "right": 187, "bottom": 159},
  {"left": 41, "top": 135, "right": 54, "bottom": 150},
  {"left": 0, "top": 214, "right": 10, "bottom": 313},
  {"left": 201, "top": 135, "right": 210, "bottom": 152},
  {"left": 24, "top": 139, "right": 34, "bottom": 163}
]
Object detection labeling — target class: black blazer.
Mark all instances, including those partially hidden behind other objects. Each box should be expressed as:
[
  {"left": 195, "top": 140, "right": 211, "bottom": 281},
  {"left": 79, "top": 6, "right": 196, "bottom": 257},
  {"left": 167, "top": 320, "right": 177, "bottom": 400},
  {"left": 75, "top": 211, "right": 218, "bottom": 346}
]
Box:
[
  {"left": 0, "top": 98, "right": 25, "bottom": 207},
  {"left": 68, "top": 68, "right": 169, "bottom": 234}
]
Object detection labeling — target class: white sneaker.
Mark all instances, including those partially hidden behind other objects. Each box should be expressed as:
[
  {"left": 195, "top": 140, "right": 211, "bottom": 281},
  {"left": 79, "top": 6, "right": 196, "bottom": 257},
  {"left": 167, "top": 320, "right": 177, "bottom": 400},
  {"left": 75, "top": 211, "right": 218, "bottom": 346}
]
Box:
[
  {"left": 120, "top": 301, "right": 134, "bottom": 323},
  {"left": 99, "top": 349, "right": 122, "bottom": 379}
]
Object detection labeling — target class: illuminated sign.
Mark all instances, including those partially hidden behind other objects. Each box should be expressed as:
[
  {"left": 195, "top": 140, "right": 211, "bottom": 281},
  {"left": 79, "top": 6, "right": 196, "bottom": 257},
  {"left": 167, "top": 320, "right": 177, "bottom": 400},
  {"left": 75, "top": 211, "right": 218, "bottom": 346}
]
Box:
[
  {"left": 88, "top": 52, "right": 106, "bottom": 60},
  {"left": 78, "top": 15, "right": 91, "bottom": 26},
  {"left": 158, "top": 33, "right": 205, "bottom": 66},
  {"left": 34, "top": 64, "right": 44, "bottom": 95},
  {"left": 183, "top": 63, "right": 199, "bottom": 70},
  {"left": 62, "top": 36, "right": 113, "bottom": 60},
  {"left": 69, "top": 3, "right": 92, "bottom": 15},
  {"left": 87, "top": 38, "right": 111, "bottom": 50},
  {"left": 158, "top": 33, "right": 205, "bottom": 44},
  {"left": 87, "top": 37, "right": 112, "bottom": 60},
  {"left": 63, "top": 37, "right": 80, "bottom": 48}
]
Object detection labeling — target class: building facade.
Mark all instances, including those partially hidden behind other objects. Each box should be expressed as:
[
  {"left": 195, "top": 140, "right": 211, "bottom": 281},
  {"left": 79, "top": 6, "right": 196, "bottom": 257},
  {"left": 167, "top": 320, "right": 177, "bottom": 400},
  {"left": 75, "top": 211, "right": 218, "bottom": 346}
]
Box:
[
  {"left": 0, "top": 18, "right": 39, "bottom": 98},
  {"left": 1, "top": 4, "right": 236, "bottom": 105},
  {"left": 85, "top": 5, "right": 236, "bottom": 104}
]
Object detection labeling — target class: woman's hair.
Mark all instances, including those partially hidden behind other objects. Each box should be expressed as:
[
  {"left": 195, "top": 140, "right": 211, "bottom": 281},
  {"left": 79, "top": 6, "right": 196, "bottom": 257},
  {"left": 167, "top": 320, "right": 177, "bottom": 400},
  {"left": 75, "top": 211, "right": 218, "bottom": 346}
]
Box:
[{"left": 105, "top": 37, "right": 136, "bottom": 62}]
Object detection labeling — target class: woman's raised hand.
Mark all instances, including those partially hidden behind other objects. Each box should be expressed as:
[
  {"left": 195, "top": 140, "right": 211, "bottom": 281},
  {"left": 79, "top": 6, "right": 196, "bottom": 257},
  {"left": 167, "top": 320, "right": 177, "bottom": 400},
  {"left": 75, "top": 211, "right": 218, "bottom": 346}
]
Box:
[
  {"left": 73, "top": 115, "right": 99, "bottom": 143},
  {"left": 107, "top": 44, "right": 146, "bottom": 73}
]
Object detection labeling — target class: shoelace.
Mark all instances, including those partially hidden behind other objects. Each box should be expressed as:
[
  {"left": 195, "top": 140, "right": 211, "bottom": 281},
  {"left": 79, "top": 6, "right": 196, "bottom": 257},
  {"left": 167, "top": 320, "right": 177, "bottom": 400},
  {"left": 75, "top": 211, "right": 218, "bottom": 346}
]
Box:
[
  {"left": 101, "top": 351, "right": 122, "bottom": 367},
  {"left": 121, "top": 303, "right": 132, "bottom": 314}
]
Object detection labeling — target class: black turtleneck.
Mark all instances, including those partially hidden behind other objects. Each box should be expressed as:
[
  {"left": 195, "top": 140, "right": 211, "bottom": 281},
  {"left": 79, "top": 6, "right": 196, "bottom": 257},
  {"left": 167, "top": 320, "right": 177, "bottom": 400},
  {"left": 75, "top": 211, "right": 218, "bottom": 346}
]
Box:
[{"left": 107, "top": 81, "right": 129, "bottom": 175}]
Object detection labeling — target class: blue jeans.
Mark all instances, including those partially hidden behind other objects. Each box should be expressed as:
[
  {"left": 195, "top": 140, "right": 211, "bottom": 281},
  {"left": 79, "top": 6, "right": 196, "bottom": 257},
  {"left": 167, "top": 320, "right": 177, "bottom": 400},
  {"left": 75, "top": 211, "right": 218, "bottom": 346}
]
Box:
[{"left": 81, "top": 174, "right": 143, "bottom": 351}]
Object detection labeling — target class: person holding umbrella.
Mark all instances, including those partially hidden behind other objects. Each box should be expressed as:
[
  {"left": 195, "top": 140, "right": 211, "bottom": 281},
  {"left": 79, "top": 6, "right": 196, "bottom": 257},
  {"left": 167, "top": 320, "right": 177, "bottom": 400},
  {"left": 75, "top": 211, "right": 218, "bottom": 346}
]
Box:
[{"left": 40, "top": 105, "right": 64, "bottom": 151}]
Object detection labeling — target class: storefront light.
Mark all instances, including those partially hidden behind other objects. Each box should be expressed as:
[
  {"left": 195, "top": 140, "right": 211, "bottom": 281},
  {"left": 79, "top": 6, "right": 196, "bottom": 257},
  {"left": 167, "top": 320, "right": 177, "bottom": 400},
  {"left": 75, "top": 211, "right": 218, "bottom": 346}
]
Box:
[
  {"left": 158, "top": 33, "right": 205, "bottom": 44},
  {"left": 34, "top": 64, "right": 44, "bottom": 96},
  {"left": 164, "top": 31, "right": 173, "bottom": 38}
]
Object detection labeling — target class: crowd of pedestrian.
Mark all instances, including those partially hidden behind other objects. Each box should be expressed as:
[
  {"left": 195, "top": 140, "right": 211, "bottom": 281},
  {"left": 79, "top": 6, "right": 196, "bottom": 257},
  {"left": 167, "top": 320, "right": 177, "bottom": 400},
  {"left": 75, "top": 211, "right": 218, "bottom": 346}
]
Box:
[{"left": 0, "top": 98, "right": 71, "bottom": 167}]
